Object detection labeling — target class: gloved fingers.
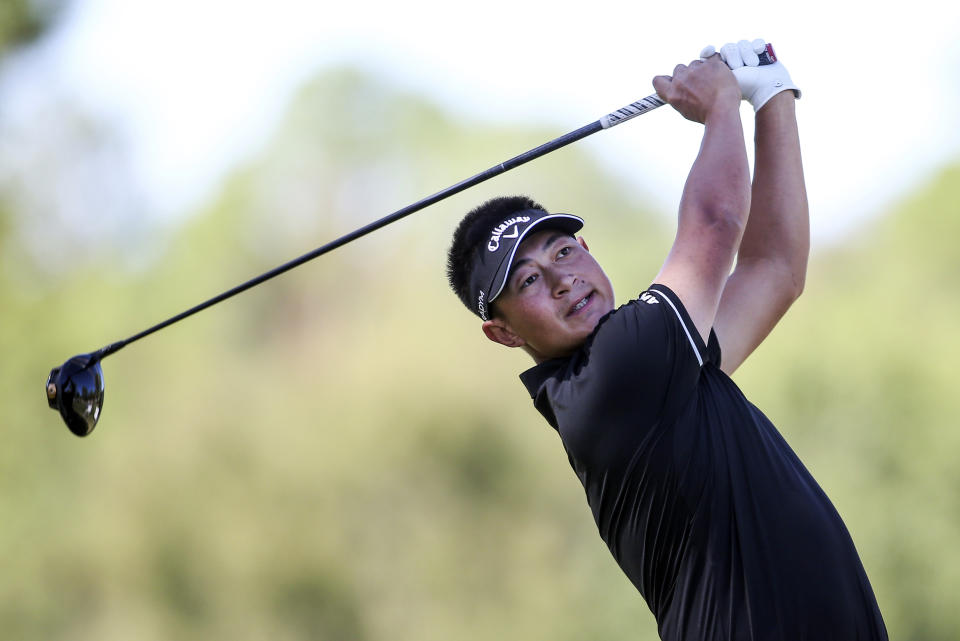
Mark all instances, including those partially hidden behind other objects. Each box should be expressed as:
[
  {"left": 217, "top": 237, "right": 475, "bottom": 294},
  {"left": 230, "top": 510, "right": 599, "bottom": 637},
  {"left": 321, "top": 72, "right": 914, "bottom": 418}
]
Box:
[
  {"left": 720, "top": 42, "right": 744, "bottom": 68},
  {"left": 700, "top": 44, "right": 716, "bottom": 60},
  {"left": 737, "top": 39, "right": 760, "bottom": 67},
  {"left": 751, "top": 38, "right": 766, "bottom": 54}
]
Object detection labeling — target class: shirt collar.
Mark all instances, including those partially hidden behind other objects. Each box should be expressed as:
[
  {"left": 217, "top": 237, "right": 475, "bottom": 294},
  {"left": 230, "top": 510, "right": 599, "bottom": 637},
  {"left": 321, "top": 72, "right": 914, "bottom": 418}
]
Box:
[
  {"left": 517, "top": 305, "right": 618, "bottom": 398},
  {"left": 519, "top": 358, "right": 568, "bottom": 399}
]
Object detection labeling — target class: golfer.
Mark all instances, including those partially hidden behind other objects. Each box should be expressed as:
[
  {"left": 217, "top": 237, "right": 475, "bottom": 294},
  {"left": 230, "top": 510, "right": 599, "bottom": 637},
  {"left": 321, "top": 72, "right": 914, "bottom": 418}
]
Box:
[{"left": 446, "top": 40, "right": 887, "bottom": 639}]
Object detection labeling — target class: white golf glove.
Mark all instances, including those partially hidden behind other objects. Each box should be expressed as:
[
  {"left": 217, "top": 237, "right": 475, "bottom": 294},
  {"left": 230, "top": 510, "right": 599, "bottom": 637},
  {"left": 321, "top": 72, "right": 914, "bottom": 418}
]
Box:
[{"left": 701, "top": 39, "right": 801, "bottom": 112}]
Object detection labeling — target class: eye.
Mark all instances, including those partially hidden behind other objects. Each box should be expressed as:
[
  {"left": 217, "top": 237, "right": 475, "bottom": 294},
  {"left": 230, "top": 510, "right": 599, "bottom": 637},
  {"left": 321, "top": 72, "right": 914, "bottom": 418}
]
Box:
[
  {"left": 520, "top": 273, "right": 539, "bottom": 289},
  {"left": 557, "top": 246, "right": 572, "bottom": 259}
]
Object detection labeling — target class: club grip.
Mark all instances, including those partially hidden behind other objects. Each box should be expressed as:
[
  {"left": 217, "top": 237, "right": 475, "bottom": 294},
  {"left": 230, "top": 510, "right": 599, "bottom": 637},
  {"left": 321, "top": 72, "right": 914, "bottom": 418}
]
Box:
[
  {"left": 600, "top": 42, "right": 778, "bottom": 130},
  {"left": 758, "top": 43, "right": 777, "bottom": 65},
  {"left": 599, "top": 95, "right": 666, "bottom": 129}
]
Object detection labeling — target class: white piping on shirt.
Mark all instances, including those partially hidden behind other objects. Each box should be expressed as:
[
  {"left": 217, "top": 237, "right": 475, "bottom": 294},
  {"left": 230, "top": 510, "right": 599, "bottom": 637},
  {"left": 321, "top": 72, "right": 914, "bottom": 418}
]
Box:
[{"left": 649, "top": 288, "right": 704, "bottom": 367}]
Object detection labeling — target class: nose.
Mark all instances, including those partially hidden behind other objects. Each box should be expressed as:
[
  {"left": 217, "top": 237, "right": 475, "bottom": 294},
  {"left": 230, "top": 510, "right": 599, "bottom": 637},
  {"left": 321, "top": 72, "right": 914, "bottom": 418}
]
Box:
[{"left": 550, "top": 269, "right": 577, "bottom": 298}]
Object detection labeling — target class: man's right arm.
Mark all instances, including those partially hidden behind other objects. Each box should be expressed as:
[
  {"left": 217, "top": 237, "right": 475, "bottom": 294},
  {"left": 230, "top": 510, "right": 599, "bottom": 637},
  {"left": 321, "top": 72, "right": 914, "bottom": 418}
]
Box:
[{"left": 650, "top": 56, "right": 752, "bottom": 344}]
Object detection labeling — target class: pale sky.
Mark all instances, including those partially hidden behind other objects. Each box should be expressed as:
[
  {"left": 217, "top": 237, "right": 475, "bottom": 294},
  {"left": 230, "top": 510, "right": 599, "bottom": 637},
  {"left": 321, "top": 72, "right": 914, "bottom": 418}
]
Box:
[{"left": 17, "top": 0, "right": 960, "bottom": 243}]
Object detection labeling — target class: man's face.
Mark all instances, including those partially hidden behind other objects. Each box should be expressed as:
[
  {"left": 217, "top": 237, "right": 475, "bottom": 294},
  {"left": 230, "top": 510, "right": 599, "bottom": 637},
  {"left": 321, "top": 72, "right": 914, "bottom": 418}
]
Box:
[{"left": 483, "top": 229, "right": 615, "bottom": 362}]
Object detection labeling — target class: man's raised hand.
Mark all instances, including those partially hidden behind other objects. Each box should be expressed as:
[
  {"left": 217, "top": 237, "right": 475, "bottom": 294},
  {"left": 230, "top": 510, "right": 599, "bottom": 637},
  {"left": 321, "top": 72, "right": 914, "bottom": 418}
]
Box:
[
  {"left": 652, "top": 56, "right": 742, "bottom": 124},
  {"left": 701, "top": 39, "right": 801, "bottom": 112}
]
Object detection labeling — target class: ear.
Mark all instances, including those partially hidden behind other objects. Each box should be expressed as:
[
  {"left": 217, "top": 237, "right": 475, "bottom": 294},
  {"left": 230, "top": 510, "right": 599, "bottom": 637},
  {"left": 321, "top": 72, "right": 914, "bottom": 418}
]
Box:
[
  {"left": 577, "top": 236, "right": 590, "bottom": 252},
  {"left": 481, "top": 318, "right": 526, "bottom": 348}
]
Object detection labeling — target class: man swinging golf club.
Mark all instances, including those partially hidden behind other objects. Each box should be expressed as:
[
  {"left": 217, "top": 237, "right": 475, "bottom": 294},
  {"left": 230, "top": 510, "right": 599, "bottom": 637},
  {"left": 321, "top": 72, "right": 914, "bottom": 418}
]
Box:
[{"left": 446, "top": 39, "right": 888, "bottom": 639}]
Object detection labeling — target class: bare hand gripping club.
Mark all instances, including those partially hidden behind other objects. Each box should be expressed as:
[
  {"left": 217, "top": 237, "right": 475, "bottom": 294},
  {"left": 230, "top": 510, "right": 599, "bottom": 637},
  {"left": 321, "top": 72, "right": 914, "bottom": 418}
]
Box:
[{"left": 45, "top": 47, "right": 779, "bottom": 436}]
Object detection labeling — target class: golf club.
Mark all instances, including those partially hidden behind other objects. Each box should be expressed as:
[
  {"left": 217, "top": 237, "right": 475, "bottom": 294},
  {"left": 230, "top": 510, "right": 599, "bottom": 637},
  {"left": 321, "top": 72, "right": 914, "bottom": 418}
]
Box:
[{"left": 44, "top": 43, "right": 779, "bottom": 437}]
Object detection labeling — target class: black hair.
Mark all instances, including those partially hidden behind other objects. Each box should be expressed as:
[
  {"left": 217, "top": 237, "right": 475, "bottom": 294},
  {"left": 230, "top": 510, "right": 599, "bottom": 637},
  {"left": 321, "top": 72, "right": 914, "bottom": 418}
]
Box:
[{"left": 446, "top": 195, "right": 547, "bottom": 316}]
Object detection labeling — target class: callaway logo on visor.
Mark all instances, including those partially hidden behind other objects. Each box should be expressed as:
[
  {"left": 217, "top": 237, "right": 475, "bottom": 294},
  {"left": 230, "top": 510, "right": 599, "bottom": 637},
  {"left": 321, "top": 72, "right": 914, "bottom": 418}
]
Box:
[{"left": 487, "top": 216, "right": 531, "bottom": 252}]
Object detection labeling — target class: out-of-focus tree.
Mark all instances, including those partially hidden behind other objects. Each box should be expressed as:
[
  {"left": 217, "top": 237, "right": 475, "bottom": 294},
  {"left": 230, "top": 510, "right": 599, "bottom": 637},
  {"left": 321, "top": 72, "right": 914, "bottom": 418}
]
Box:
[
  {"left": 0, "top": 0, "right": 66, "bottom": 57},
  {"left": 0, "top": 0, "right": 146, "bottom": 285}
]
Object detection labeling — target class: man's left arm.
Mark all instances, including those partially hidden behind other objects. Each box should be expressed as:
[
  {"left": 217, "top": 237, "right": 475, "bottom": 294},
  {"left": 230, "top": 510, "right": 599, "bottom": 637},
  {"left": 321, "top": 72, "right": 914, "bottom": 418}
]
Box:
[{"left": 713, "top": 88, "right": 809, "bottom": 375}]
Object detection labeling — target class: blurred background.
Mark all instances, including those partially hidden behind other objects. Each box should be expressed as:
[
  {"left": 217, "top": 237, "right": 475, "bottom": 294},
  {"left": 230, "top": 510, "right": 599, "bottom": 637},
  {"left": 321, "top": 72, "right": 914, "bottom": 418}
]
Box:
[{"left": 3, "top": 1, "right": 959, "bottom": 639}]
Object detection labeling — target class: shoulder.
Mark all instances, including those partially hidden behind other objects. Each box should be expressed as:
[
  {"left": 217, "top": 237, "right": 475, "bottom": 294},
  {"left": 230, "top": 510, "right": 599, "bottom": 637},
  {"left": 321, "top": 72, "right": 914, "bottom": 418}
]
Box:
[
  {"left": 590, "top": 285, "right": 713, "bottom": 367},
  {"left": 521, "top": 285, "right": 711, "bottom": 428}
]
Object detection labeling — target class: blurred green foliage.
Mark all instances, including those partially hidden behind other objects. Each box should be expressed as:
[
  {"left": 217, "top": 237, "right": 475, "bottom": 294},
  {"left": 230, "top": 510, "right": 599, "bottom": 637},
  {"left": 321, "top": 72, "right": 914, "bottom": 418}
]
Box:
[
  {"left": 0, "top": 0, "right": 66, "bottom": 57},
  {"left": 2, "top": 68, "right": 958, "bottom": 640}
]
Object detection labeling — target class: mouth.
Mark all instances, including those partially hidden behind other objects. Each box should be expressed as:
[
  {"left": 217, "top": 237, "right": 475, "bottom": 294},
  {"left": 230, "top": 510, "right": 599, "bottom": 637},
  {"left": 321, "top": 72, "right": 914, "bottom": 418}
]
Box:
[{"left": 567, "top": 291, "right": 595, "bottom": 317}]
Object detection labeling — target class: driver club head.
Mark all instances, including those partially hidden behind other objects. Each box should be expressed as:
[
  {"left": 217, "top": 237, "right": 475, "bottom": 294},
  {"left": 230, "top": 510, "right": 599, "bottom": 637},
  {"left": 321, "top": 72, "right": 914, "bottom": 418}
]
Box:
[{"left": 46, "top": 353, "right": 105, "bottom": 437}]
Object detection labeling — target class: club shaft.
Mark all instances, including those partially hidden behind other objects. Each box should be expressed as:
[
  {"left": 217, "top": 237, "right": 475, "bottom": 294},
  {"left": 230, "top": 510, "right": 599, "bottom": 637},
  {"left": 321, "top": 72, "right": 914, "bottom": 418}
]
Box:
[{"left": 97, "top": 93, "right": 666, "bottom": 360}]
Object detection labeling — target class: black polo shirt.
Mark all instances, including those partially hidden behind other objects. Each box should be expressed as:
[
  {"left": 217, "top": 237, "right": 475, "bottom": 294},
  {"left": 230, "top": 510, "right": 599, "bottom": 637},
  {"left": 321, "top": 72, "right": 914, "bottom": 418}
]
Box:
[{"left": 520, "top": 284, "right": 887, "bottom": 640}]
